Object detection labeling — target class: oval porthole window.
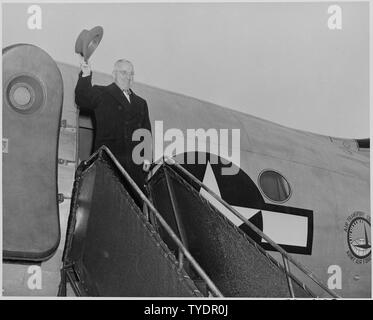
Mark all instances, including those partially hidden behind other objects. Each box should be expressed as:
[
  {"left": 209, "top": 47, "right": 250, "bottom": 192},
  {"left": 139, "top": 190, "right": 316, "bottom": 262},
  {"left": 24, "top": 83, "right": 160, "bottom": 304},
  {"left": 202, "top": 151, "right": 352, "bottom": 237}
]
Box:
[{"left": 258, "top": 170, "right": 292, "bottom": 203}]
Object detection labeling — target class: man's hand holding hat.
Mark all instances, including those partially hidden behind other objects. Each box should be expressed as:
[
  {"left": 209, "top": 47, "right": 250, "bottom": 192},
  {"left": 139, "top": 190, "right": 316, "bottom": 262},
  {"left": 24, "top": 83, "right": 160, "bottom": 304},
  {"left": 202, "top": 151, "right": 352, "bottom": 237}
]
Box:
[{"left": 78, "top": 55, "right": 91, "bottom": 77}]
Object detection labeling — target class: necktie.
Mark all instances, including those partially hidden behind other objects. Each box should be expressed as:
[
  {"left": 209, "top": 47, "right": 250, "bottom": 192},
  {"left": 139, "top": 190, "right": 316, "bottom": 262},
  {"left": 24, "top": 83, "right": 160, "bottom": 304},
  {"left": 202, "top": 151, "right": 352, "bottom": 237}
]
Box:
[{"left": 123, "top": 89, "right": 131, "bottom": 103}]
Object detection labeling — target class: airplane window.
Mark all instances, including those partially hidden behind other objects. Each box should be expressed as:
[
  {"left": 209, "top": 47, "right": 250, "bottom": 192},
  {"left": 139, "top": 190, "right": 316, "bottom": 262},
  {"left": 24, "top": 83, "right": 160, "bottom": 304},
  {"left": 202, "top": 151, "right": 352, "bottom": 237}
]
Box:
[
  {"left": 6, "top": 75, "right": 44, "bottom": 114},
  {"left": 13, "top": 86, "right": 31, "bottom": 106},
  {"left": 258, "top": 170, "right": 291, "bottom": 202}
]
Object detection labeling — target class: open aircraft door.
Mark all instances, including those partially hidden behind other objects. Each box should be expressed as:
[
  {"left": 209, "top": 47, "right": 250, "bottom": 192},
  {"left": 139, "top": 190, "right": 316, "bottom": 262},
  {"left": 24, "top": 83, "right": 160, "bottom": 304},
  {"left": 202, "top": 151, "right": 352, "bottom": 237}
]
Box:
[{"left": 3, "top": 44, "right": 63, "bottom": 261}]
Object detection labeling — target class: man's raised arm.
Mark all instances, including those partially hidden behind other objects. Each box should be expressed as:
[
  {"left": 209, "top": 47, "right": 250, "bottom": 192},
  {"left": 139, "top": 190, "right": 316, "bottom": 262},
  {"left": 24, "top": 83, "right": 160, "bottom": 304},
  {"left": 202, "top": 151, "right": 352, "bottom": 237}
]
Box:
[{"left": 74, "top": 56, "right": 100, "bottom": 110}]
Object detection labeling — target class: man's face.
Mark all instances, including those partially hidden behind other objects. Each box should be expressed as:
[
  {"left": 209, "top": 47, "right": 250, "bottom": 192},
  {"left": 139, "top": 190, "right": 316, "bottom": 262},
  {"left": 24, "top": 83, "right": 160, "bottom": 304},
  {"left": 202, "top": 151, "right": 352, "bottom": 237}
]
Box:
[{"left": 114, "top": 61, "right": 134, "bottom": 90}]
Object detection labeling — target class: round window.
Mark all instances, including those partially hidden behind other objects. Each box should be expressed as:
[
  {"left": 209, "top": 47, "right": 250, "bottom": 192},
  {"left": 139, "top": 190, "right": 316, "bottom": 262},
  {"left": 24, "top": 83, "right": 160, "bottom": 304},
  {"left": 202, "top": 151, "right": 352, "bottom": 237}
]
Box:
[
  {"left": 6, "top": 74, "right": 45, "bottom": 115},
  {"left": 258, "top": 170, "right": 292, "bottom": 203}
]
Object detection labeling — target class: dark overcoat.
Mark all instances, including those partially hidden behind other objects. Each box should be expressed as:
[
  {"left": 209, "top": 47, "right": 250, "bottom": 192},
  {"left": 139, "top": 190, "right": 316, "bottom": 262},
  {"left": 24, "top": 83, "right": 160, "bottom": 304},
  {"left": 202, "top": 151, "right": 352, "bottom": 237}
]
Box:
[{"left": 75, "top": 72, "right": 152, "bottom": 193}]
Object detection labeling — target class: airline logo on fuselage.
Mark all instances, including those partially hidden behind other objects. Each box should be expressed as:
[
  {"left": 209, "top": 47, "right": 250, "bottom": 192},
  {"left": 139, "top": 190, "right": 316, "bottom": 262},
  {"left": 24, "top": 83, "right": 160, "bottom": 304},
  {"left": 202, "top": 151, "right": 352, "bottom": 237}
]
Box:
[{"left": 344, "top": 212, "right": 371, "bottom": 264}]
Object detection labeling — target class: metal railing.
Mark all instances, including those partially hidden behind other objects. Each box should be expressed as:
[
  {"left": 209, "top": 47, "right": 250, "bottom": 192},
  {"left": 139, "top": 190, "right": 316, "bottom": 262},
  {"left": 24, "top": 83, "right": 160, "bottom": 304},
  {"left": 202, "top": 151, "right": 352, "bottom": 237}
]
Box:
[
  {"left": 163, "top": 157, "right": 341, "bottom": 298},
  {"left": 66, "top": 146, "right": 340, "bottom": 298},
  {"left": 97, "top": 147, "right": 224, "bottom": 297}
]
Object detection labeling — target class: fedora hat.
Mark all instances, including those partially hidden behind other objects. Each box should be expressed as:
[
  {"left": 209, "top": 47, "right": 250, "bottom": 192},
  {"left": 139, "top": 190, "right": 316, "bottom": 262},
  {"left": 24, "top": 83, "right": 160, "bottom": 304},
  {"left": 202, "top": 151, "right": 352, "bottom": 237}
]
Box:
[{"left": 75, "top": 26, "right": 104, "bottom": 61}]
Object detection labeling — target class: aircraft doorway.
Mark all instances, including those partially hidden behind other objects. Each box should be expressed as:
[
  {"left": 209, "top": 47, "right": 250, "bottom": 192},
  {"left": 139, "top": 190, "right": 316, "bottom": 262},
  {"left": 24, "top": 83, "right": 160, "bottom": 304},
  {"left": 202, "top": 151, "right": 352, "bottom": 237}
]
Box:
[{"left": 78, "top": 112, "right": 95, "bottom": 162}]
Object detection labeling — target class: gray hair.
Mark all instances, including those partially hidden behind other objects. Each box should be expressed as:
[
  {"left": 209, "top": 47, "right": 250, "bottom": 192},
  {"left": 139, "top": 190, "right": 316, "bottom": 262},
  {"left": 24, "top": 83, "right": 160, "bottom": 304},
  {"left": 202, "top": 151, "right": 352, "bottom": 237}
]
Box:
[{"left": 113, "top": 59, "right": 133, "bottom": 72}]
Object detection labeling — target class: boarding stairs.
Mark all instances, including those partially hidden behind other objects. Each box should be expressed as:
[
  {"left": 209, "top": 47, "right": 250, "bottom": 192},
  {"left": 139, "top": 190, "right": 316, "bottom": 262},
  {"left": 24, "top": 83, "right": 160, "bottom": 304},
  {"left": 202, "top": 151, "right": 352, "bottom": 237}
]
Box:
[{"left": 58, "top": 146, "right": 339, "bottom": 298}]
